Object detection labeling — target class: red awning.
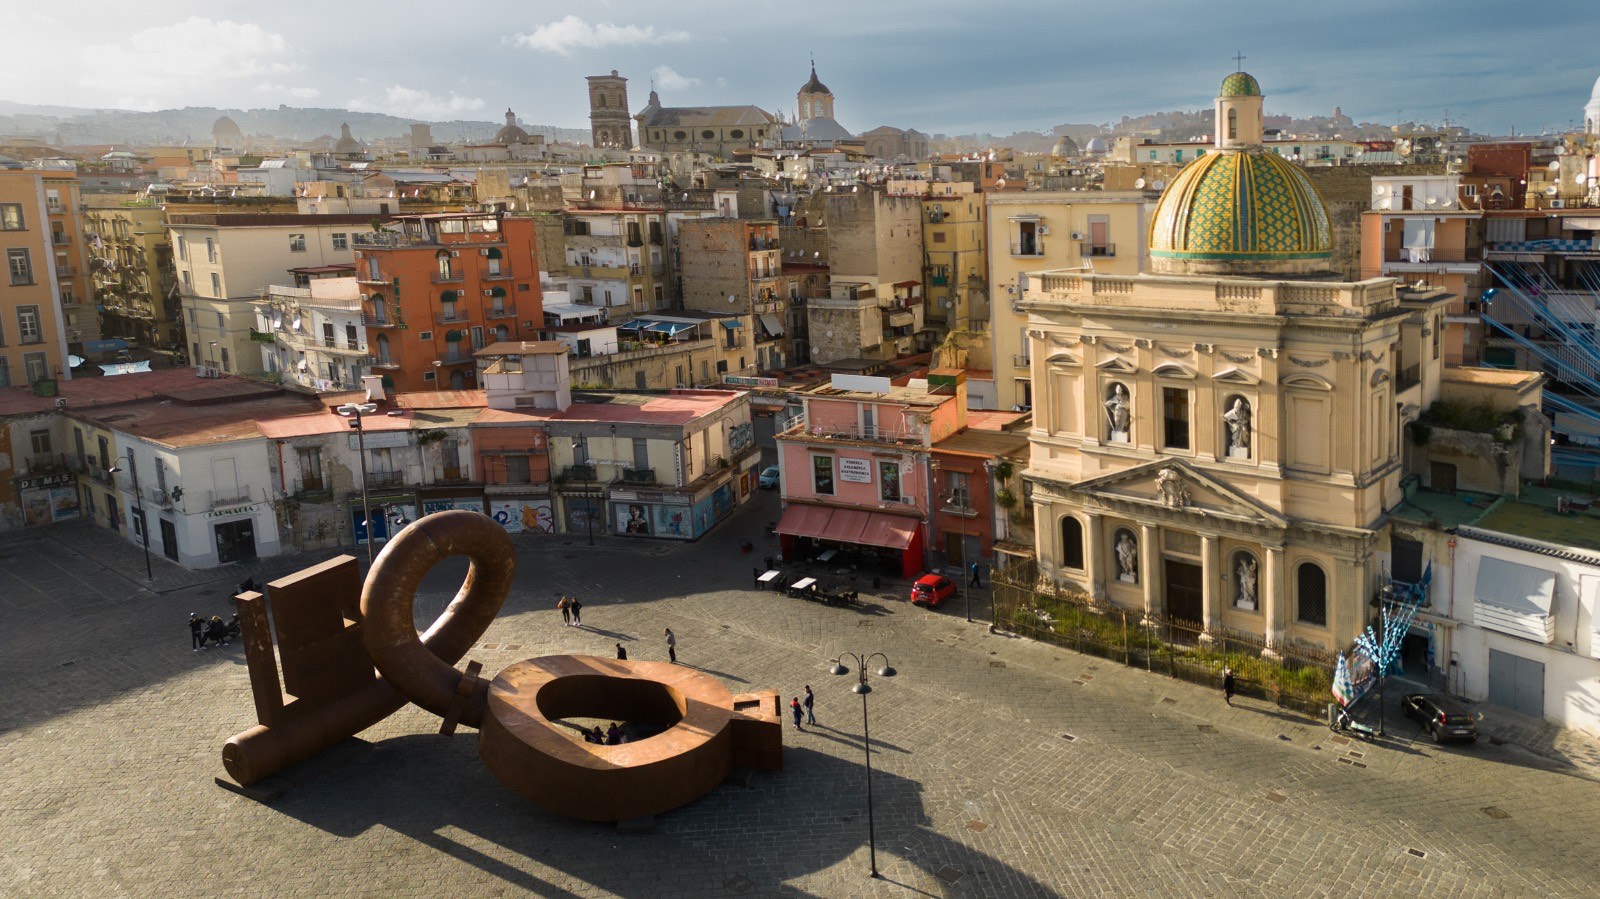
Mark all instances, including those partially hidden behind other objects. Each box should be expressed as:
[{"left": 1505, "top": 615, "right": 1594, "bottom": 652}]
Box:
[
  {"left": 774, "top": 504, "right": 835, "bottom": 540},
  {"left": 824, "top": 508, "right": 870, "bottom": 544},
  {"left": 858, "top": 512, "right": 918, "bottom": 550}
]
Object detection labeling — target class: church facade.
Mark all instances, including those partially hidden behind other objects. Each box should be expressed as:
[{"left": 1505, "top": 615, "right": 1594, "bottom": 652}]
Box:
[{"left": 1022, "top": 72, "right": 1452, "bottom": 655}]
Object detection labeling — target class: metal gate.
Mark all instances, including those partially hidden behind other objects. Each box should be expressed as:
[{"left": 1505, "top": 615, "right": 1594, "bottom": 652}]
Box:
[{"left": 1488, "top": 649, "right": 1545, "bottom": 718}]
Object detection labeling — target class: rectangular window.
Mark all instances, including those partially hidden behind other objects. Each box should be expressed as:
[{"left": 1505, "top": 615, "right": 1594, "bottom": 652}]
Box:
[
  {"left": 296, "top": 448, "right": 324, "bottom": 490},
  {"left": 505, "top": 455, "right": 531, "bottom": 484},
  {"left": 177, "top": 235, "right": 187, "bottom": 261},
  {"left": 210, "top": 272, "right": 221, "bottom": 296},
  {"left": 370, "top": 446, "right": 394, "bottom": 473},
  {"left": 633, "top": 438, "right": 650, "bottom": 469},
  {"left": 219, "top": 347, "right": 230, "bottom": 372},
  {"left": 205, "top": 238, "right": 216, "bottom": 263},
  {"left": 945, "top": 470, "right": 971, "bottom": 511},
  {"left": 367, "top": 257, "right": 380, "bottom": 280},
  {"left": 1162, "top": 387, "right": 1190, "bottom": 450},
  {"left": 879, "top": 459, "right": 901, "bottom": 502},
  {"left": 24, "top": 352, "right": 47, "bottom": 384},
  {"left": 289, "top": 233, "right": 307, "bottom": 252},
  {"left": 216, "top": 311, "right": 225, "bottom": 327},
  {"left": 18, "top": 306, "right": 41, "bottom": 344},
  {"left": 346, "top": 324, "right": 359, "bottom": 349},
  {"left": 0, "top": 204, "right": 23, "bottom": 230},
  {"left": 8, "top": 248, "right": 33, "bottom": 285},
  {"left": 182, "top": 270, "right": 192, "bottom": 290},
  {"left": 812, "top": 455, "right": 835, "bottom": 495},
  {"left": 30, "top": 429, "right": 50, "bottom": 454},
  {"left": 332, "top": 233, "right": 349, "bottom": 251}
]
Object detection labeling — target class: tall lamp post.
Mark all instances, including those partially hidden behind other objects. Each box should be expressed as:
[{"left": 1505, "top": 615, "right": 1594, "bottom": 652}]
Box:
[
  {"left": 337, "top": 402, "right": 378, "bottom": 565},
  {"left": 572, "top": 437, "right": 594, "bottom": 546},
  {"left": 107, "top": 450, "right": 153, "bottom": 581},
  {"left": 829, "top": 650, "right": 897, "bottom": 879}
]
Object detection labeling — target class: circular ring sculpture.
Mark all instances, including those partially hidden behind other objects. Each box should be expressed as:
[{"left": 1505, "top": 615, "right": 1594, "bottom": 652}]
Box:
[{"left": 354, "top": 510, "right": 781, "bottom": 821}]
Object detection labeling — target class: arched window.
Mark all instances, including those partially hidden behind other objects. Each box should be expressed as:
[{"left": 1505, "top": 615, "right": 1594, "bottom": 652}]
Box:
[
  {"left": 371, "top": 295, "right": 387, "bottom": 325},
  {"left": 1060, "top": 516, "right": 1084, "bottom": 570},
  {"left": 375, "top": 333, "right": 391, "bottom": 364},
  {"left": 1296, "top": 562, "right": 1327, "bottom": 626},
  {"left": 1227, "top": 109, "right": 1238, "bottom": 141},
  {"left": 436, "top": 250, "right": 451, "bottom": 278}
]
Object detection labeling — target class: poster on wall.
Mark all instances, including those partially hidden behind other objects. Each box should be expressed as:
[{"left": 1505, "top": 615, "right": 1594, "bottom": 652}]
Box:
[
  {"left": 564, "top": 496, "right": 602, "bottom": 534},
  {"left": 618, "top": 503, "right": 652, "bottom": 536},
  {"left": 20, "top": 475, "right": 80, "bottom": 526},
  {"left": 879, "top": 460, "right": 901, "bottom": 502},
  {"left": 653, "top": 504, "right": 692, "bottom": 539},
  {"left": 692, "top": 495, "right": 715, "bottom": 537},
  {"left": 423, "top": 497, "right": 484, "bottom": 516},
  {"left": 490, "top": 499, "right": 554, "bottom": 534}
]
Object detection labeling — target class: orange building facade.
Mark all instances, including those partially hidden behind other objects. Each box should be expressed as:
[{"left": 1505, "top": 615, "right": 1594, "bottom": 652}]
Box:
[{"left": 354, "top": 213, "right": 543, "bottom": 393}]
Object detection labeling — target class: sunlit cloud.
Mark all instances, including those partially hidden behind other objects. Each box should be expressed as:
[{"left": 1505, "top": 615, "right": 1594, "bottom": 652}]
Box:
[
  {"left": 513, "top": 15, "right": 690, "bottom": 56},
  {"left": 347, "top": 85, "right": 486, "bottom": 119}
]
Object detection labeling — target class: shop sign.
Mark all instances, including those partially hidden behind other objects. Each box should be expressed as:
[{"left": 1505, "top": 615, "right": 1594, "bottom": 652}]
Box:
[{"left": 839, "top": 457, "right": 872, "bottom": 483}]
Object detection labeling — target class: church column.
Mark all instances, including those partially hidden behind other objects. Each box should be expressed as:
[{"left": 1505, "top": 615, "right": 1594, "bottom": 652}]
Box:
[
  {"left": 1200, "top": 533, "right": 1221, "bottom": 638},
  {"left": 1263, "top": 545, "right": 1287, "bottom": 657},
  {"left": 1140, "top": 523, "right": 1161, "bottom": 623},
  {"left": 1083, "top": 512, "right": 1104, "bottom": 602}
]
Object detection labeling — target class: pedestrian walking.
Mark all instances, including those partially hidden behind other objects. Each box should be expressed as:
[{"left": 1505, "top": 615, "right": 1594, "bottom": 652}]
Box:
[
  {"left": 665, "top": 628, "right": 677, "bottom": 663},
  {"left": 790, "top": 697, "right": 804, "bottom": 730},
  {"left": 569, "top": 597, "right": 583, "bottom": 627},
  {"left": 189, "top": 612, "right": 205, "bottom": 651},
  {"left": 558, "top": 596, "right": 571, "bottom": 626},
  {"left": 1222, "top": 667, "right": 1237, "bottom": 706},
  {"left": 615, "top": 642, "right": 627, "bottom": 660},
  {"left": 969, "top": 560, "right": 983, "bottom": 587},
  {"left": 803, "top": 685, "right": 816, "bottom": 725}
]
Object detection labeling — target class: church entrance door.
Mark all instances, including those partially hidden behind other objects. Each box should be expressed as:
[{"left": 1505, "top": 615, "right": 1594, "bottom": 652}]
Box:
[{"left": 1164, "top": 559, "right": 1203, "bottom": 625}]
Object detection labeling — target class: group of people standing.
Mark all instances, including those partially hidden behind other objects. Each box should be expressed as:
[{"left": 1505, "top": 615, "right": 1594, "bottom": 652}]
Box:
[
  {"left": 789, "top": 685, "right": 816, "bottom": 730},
  {"left": 188, "top": 612, "right": 236, "bottom": 650},
  {"left": 582, "top": 723, "right": 628, "bottom": 745},
  {"left": 556, "top": 595, "right": 584, "bottom": 627}
]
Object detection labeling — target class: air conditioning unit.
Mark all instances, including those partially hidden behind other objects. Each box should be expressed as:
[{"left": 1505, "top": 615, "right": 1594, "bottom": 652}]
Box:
[
  {"left": 483, "top": 289, "right": 494, "bottom": 297},
  {"left": 480, "top": 248, "right": 490, "bottom": 256},
  {"left": 1550, "top": 199, "right": 1566, "bottom": 209},
  {"left": 450, "top": 249, "right": 460, "bottom": 257},
  {"left": 1038, "top": 225, "right": 1050, "bottom": 235},
  {"left": 1070, "top": 231, "right": 1084, "bottom": 240}
]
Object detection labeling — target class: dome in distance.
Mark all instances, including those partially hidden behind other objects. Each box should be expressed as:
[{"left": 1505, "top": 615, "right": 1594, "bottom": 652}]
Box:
[
  {"left": 1148, "top": 149, "right": 1332, "bottom": 276},
  {"left": 1050, "top": 134, "right": 1079, "bottom": 158},
  {"left": 1220, "top": 71, "right": 1261, "bottom": 98},
  {"left": 495, "top": 108, "right": 530, "bottom": 145},
  {"left": 799, "top": 64, "right": 830, "bottom": 96}
]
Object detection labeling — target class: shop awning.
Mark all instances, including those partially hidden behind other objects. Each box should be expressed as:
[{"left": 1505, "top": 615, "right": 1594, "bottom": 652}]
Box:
[
  {"left": 440, "top": 290, "right": 458, "bottom": 302},
  {"left": 617, "top": 319, "right": 649, "bottom": 330},
  {"left": 719, "top": 319, "right": 743, "bottom": 330},
  {"left": 1474, "top": 556, "right": 1556, "bottom": 643},
  {"left": 758, "top": 313, "right": 784, "bottom": 336},
  {"left": 858, "top": 512, "right": 918, "bottom": 550},
  {"left": 823, "top": 508, "right": 871, "bottom": 544},
  {"left": 775, "top": 503, "right": 835, "bottom": 540}
]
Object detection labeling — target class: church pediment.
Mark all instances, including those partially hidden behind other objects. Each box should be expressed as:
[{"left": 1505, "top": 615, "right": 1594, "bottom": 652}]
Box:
[
  {"left": 1213, "top": 366, "right": 1261, "bottom": 386},
  {"left": 1095, "top": 357, "right": 1137, "bottom": 373},
  {"left": 1069, "top": 460, "right": 1288, "bottom": 527},
  {"left": 1046, "top": 352, "right": 1080, "bottom": 367}
]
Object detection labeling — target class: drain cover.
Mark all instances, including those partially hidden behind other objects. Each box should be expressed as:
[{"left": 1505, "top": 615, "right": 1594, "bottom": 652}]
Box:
[
  {"left": 966, "top": 820, "right": 988, "bottom": 832},
  {"left": 936, "top": 866, "right": 964, "bottom": 884},
  {"left": 1196, "top": 724, "right": 1217, "bottom": 734},
  {"left": 1265, "top": 791, "right": 1286, "bottom": 803},
  {"left": 1482, "top": 806, "right": 1511, "bottom": 819},
  {"left": 989, "top": 660, "right": 1007, "bottom": 668},
  {"left": 1405, "top": 848, "right": 1427, "bottom": 859}
]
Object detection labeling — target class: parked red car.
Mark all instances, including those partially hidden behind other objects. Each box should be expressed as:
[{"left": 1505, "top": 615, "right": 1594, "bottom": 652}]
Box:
[{"left": 911, "top": 573, "right": 957, "bottom": 608}]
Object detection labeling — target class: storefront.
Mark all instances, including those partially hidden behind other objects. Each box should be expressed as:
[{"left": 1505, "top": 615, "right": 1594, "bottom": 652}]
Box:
[
  {"left": 774, "top": 502, "right": 925, "bottom": 578},
  {"left": 419, "top": 488, "right": 485, "bottom": 518},
  {"left": 349, "top": 491, "right": 417, "bottom": 548},
  {"left": 610, "top": 481, "right": 741, "bottom": 541},
  {"left": 17, "top": 472, "right": 81, "bottom": 527},
  {"left": 488, "top": 496, "right": 556, "bottom": 534}
]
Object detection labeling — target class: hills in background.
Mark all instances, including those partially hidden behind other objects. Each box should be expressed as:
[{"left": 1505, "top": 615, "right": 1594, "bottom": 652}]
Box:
[{"left": 0, "top": 100, "right": 592, "bottom": 147}]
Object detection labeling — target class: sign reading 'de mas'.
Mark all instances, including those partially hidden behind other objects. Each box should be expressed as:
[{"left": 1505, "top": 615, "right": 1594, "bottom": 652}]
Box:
[{"left": 838, "top": 458, "right": 872, "bottom": 483}]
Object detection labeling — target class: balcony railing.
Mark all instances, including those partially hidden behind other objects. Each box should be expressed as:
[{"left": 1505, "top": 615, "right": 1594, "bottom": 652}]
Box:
[
  {"left": 431, "top": 465, "right": 471, "bottom": 484},
  {"left": 362, "top": 355, "right": 400, "bottom": 369},
  {"left": 620, "top": 467, "right": 655, "bottom": 485},
  {"left": 361, "top": 312, "right": 397, "bottom": 327},
  {"left": 209, "top": 486, "right": 253, "bottom": 509},
  {"left": 485, "top": 305, "right": 517, "bottom": 319},
  {"left": 565, "top": 463, "right": 597, "bottom": 481},
  {"left": 435, "top": 309, "right": 472, "bottom": 324},
  {"left": 1080, "top": 242, "right": 1116, "bottom": 258},
  {"left": 1396, "top": 364, "right": 1422, "bottom": 391},
  {"left": 52, "top": 232, "right": 72, "bottom": 245},
  {"left": 1013, "top": 354, "right": 1031, "bottom": 368},
  {"left": 481, "top": 268, "right": 513, "bottom": 280},
  {"left": 782, "top": 417, "right": 926, "bottom": 446},
  {"left": 367, "top": 471, "right": 405, "bottom": 488},
  {"left": 1010, "top": 241, "right": 1045, "bottom": 257},
  {"left": 431, "top": 271, "right": 464, "bottom": 283}
]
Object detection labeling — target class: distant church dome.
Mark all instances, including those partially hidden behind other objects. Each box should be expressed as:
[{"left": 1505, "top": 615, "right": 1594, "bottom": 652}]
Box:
[
  {"left": 1050, "top": 134, "right": 1079, "bottom": 158},
  {"left": 1586, "top": 75, "right": 1600, "bottom": 134},
  {"left": 333, "top": 123, "right": 363, "bottom": 155},
  {"left": 1148, "top": 71, "right": 1332, "bottom": 276},
  {"left": 799, "top": 64, "right": 830, "bottom": 96},
  {"left": 495, "top": 108, "right": 530, "bottom": 145},
  {"left": 212, "top": 115, "right": 243, "bottom": 145}
]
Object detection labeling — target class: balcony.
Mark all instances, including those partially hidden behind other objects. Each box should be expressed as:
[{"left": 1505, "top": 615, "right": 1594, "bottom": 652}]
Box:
[
  {"left": 565, "top": 463, "right": 597, "bottom": 482},
  {"left": 362, "top": 355, "right": 400, "bottom": 369},
  {"left": 366, "top": 470, "right": 405, "bottom": 488},
  {"left": 1009, "top": 241, "right": 1045, "bottom": 257},
  {"left": 434, "top": 308, "right": 472, "bottom": 325},
  {"left": 431, "top": 465, "right": 471, "bottom": 484},
  {"left": 209, "top": 486, "right": 253, "bottom": 509},
  {"left": 485, "top": 305, "right": 517, "bottom": 320},
  {"left": 941, "top": 494, "right": 979, "bottom": 517},
  {"left": 147, "top": 488, "right": 174, "bottom": 509},
  {"left": 620, "top": 467, "right": 655, "bottom": 485},
  {"left": 1396, "top": 364, "right": 1422, "bottom": 391},
  {"left": 480, "top": 268, "right": 514, "bottom": 281},
  {"left": 52, "top": 232, "right": 72, "bottom": 245},
  {"left": 361, "top": 312, "right": 397, "bottom": 327},
  {"left": 431, "top": 271, "right": 464, "bottom": 284},
  {"left": 1080, "top": 242, "right": 1116, "bottom": 258},
  {"left": 439, "top": 351, "right": 475, "bottom": 365},
  {"left": 1013, "top": 354, "right": 1031, "bottom": 369},
  {"left": 55, "top": 265, "right": 78, "bottom": 277}
]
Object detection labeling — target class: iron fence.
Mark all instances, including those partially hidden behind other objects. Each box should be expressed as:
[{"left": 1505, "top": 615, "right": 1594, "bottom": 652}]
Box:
[{"left": 992, "top": 558, "right": 1336, "bottom": 716}]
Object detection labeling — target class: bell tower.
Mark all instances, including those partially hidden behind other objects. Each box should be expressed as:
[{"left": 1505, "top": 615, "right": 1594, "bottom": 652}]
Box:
[{"left": 587, "top": 70, "right": 632, "bottom": 149}]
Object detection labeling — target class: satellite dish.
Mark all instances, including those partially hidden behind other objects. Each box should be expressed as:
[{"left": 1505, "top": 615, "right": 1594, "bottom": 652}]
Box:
[
  {"left": 1425, "top": 196, "right": 1438, "bottom": 206},
  {"left": 1152, "top": 180, "right": 1165, "bottom": 190},
  {"left": 1375, "top": 185, "right": 1390, "bottom": 196},
  {"left": 1546, "top": 185, "right": 1559, "bottom": 196},
  {"left": 1577, "top": 174, "right": 1589, "bottom": 185},
  {"left": 825, "top": 330, "right": 835, "bottom": 338},
  {"left": 588, "top": 189, "right": 596, "bottom": 199},
  {"left": 1548, "top": 160, "right": 1561, "bottom": 172},
  {"left": 1439, "top": 197, "right": 1454, "bottom": 208},
  {"left": 1134, "top": 177, "right": 1146, "bottom": 189},
  {"left": 727, "top": 294, "right": 737, "bottom": 304}
]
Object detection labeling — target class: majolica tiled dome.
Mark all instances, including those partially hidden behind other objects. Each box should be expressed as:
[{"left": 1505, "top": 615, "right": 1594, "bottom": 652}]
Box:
[
  {"left": 1148, "top": 148, "right": 1332, "bottom": 274},
  {"left": 1219, "top": 71, "right": 1261, "bottom": 97}
]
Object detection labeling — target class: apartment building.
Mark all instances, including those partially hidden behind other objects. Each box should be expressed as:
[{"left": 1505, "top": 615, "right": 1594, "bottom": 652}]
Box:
[
  {"left": 39, "top": 172, "right": 97, "bottom": 347},
  {"left": 0, "top": 171, "right": 72, "bottom": 388},
  {"left": 84, "top": 201, "right": 175, "bottom": 349},
  {"left": 677, "top": 218, "right": 790, "bottom": 371},
  {"left": 253, "top": 278, "right": 368, "bottom": 391}
]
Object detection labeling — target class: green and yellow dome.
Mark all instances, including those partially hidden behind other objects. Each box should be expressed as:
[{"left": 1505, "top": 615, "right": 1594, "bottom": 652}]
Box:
[
  {"left": 1220, "top": 71, "right": 1261, "bottom": 97},
  {"left": 1148, "top": 148, "right": 1332, "bottom": 274}
]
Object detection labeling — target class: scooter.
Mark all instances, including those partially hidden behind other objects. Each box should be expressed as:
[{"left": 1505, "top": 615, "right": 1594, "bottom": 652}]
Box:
[{"left": 1330, "top": 706, "right": 1377, "bottom": 742}]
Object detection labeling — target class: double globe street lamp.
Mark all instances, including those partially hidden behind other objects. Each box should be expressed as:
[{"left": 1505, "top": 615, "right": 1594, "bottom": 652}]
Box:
[{"left": 829, "top": 650, "right": 896, "bottom": 879}]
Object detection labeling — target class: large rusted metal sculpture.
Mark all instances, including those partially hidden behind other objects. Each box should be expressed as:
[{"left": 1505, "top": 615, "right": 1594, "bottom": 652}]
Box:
[{"left": 222, "top": 510, "right": 782, "bottom": 821}]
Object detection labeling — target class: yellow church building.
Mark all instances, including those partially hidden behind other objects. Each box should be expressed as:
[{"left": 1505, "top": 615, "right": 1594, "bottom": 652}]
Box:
[{"left": 1022, "top": 71, "right": 1454, "bottom": 655}]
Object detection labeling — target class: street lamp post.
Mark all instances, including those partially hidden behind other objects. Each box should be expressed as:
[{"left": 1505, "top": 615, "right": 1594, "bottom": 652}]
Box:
[
  {"left": 829, "top": 650, "right": 897, "bottom": 879},
  {"left": 108, "top": 451, "right": 153, "bottom": 581},
  {"left": 337, "top": 402, "right": 378, "bottom": 565},
  {"left": 572, "top": 437, "right": 594, "bottom": 546}
]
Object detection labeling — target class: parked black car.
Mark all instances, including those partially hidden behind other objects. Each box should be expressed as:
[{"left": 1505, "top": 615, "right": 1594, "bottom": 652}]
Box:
[{"left": 1402, "top": 693, "right": 1479, "bottom": 744}]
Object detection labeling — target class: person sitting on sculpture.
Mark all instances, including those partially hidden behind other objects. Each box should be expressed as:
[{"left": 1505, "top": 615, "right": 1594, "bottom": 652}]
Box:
[{"left": 605, "top": 723, "right": 623, "bottom": 745}]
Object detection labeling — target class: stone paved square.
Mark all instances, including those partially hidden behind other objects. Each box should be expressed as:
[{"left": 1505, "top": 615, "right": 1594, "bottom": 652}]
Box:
[{"left": 3, "top": 492, "right": 1600, "bottom": 897}]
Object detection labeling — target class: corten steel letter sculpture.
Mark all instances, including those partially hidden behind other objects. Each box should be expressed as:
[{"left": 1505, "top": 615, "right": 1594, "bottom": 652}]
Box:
[{"left": 222, "top": 510, "right": 782, "bottom": 821}]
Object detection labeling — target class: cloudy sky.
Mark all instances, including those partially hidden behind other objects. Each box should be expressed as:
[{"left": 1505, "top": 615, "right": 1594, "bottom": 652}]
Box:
[{"left": 6, "top": 1, "right": 1598, "bottom": 136}]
